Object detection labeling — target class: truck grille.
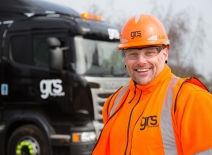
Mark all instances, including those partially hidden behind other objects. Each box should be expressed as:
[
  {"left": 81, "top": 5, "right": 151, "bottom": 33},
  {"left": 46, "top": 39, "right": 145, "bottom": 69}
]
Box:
[{"left": 84, "top": 76, "right": 130, "bottom": 133}]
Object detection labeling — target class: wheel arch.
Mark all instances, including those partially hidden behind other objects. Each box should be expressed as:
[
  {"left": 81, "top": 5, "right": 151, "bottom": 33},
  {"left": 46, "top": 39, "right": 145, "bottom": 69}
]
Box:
[{"left": 3, "top": 112, "right": 55, "bottom": 155}]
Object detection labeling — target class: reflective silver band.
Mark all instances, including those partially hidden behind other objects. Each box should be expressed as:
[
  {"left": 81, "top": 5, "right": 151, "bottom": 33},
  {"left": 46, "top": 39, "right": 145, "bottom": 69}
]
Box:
[
  {"left": 194, "top": 149, "right": 212, "bottom": 155},
  {"left": 109, "top": 78, "right": 180, "bottom": 154},
  {"left": 161, "top": 77, "right": 179, "bottom": 155},
  {"left": 110, "top": 86, "right": 129, "bottom": 117}
]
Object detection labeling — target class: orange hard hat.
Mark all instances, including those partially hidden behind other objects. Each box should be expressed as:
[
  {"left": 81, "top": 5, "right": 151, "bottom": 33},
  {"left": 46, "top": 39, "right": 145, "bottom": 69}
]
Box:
[{"left": 118, "top": 14, "right": 170, "bottom": 50}]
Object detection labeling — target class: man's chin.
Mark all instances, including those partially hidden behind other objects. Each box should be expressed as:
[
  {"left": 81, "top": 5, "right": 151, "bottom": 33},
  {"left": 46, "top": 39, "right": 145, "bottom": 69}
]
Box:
[{"left": 134, "top": 77, "right": 151, "bottom": 85}]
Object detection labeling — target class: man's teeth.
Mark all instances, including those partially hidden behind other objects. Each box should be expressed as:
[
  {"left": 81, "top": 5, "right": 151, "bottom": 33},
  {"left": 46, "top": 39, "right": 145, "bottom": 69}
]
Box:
[{"left": 136, "top": 69, "right": 149, "bottom": 72}]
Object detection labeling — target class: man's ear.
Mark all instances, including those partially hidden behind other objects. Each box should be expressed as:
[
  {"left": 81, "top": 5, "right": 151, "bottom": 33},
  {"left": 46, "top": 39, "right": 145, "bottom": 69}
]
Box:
[{"left": 163, "top": 47, "right": 168, "bottom": 63}]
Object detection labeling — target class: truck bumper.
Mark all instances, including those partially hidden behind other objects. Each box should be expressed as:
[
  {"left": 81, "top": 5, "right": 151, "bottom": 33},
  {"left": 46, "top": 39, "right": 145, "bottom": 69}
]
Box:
[
  {"left": 70, "top": 141, "right": 95, "bottom": 155},
  {"left": 51, "top": 136, "right": 95, "bottom": 155},
  {"left": 51, "top": 122, "right": 97, "bottom": 155}
]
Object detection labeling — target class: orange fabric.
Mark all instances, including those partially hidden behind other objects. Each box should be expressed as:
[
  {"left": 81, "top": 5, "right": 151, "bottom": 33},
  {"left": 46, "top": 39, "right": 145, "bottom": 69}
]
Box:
[
  {"left": 92, "top": 65, "right": 212, "bottom": 155},
  {"left": 172, "top": 79, "right": 212, "bottom": 154}
]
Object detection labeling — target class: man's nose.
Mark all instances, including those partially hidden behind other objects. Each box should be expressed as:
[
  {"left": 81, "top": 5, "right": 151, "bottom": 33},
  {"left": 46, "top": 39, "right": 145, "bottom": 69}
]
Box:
[{"left": 137, "top": 52, "right": 147, "bottom": 64}]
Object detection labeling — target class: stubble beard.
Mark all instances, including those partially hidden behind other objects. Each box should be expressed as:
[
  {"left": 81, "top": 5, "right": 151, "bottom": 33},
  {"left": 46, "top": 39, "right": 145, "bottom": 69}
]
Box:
[{"left": 131, "top": 70, "right": 154, "bottom": 85}]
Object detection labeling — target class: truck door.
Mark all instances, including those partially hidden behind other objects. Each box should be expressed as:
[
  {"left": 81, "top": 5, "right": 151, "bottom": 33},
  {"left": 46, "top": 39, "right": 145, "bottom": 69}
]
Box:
[
  {"left": 2, "top": 30, "right": 73, "bottom": 119},
  {"left": 0, "top": 23, "right": 8, "bottom": 122},
  {"left": 0, "top": 25, "right": 2, "bottom": 122}
]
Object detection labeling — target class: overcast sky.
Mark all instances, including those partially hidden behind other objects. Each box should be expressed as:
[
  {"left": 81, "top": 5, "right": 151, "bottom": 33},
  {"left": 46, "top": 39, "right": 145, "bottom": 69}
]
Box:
[
  {"left": 45, "top": 0, "right": 211, "bottom": 24},
  {"left": 44, "top": 0, "right": 212, "bottom": 80}
]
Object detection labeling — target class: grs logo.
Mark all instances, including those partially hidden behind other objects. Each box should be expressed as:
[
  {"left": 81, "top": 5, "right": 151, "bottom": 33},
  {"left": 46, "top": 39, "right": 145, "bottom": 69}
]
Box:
[
  {"left": 40, "top": 79, "right": 65, "bottom": 99},
  {"left": 108, "top": 28, "right": 120, "bottom": 40},
  {"left": 131, "top": 31, "right": 141, "bottom": 39},
  {"left": 140, "top": 115, "right": 158, "bottom": 130}
]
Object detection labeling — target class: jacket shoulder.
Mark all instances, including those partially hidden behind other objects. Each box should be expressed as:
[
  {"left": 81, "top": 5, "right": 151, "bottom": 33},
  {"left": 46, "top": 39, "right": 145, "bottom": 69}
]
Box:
[{"left": 174, "top": 77, "right": 212, "bottom": 113}]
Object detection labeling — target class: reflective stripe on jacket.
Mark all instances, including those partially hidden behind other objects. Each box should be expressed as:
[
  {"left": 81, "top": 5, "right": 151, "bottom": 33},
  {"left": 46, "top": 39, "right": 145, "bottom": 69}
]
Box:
[
  {"left": 110, "top": 77, "right": 179, "bottom": 154},
  {"left": 92, "top": 65, "right": 212, "bottom": 155}
]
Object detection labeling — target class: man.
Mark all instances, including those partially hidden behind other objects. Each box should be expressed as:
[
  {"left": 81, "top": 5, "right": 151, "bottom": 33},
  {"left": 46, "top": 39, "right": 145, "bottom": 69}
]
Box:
[{"left": 92, "top": 14, "right": 212, "bottom": 155}]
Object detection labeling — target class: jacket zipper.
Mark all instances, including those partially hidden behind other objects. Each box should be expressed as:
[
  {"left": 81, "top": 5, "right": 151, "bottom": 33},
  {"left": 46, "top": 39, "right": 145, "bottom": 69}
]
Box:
[
  {"left": 129, "top": 81, "right": 137, "bottom": 103},
  {"left": 124, "top": 89, "right": 142, "bottom": 155}
]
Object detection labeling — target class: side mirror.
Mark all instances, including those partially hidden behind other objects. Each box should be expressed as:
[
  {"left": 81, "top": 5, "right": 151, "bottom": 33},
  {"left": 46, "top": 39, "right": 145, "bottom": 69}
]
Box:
[
  {"left": 67, "top": 62, "right": 76, "bottom": 72},
  {"left": 47, "top": 37, "right": 61, "bottom": 47},
  {"left": 47, "top": 37, "right": 63, "bottom": 71}
]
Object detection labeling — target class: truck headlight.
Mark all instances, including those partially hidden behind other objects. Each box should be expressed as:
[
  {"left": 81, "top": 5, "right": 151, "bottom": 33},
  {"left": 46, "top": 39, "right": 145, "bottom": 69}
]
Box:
[{"left": 72, "top": 131, "right": 96, "bottom": 143}]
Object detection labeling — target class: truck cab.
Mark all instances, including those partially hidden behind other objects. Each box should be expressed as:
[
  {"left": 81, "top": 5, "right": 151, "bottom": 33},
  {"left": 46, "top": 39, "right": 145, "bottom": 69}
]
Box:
[{"left": 0, "top": 0, "right": 129, "bottom": 154}]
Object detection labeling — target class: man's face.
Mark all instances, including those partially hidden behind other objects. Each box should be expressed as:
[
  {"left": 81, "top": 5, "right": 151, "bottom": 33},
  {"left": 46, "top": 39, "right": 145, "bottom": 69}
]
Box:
[{"left": 124, "top": 46, "right": 168, "bottom": 85}]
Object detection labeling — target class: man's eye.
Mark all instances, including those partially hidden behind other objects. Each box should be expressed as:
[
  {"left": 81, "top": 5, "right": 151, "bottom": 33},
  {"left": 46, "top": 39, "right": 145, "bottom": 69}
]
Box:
[
  {"left": 145, "top": 51, "right": 155, "bottom": 55},
  {"left": 129, "top": 53, "right": 138, "bottom": 56}
]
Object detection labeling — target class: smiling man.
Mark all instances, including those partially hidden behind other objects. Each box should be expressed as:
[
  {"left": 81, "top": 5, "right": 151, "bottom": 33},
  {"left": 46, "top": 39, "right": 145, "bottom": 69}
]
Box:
[
  {"left": 92, "top": 14, "right": 212, "bottom": 155},
  {"left": 123, "top": 46, "right": 167, "bottom": 85}
]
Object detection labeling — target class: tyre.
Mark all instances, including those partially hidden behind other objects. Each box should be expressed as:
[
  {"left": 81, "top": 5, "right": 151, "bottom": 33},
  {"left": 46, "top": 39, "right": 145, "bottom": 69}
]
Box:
[{"left": 7, "top": 125, "right": 50, "bottom": 155}]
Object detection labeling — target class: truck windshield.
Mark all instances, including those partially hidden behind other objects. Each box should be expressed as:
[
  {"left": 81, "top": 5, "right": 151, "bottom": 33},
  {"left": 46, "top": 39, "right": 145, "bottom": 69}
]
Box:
[{"left": 74, "top": 36, "right": 129, "bottom": 77}]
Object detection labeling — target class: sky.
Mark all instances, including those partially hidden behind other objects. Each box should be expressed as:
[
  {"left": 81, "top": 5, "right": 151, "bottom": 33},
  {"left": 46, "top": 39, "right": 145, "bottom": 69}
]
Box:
[{"left": 43, "top": 0, "right": 212, "bottom": 80}]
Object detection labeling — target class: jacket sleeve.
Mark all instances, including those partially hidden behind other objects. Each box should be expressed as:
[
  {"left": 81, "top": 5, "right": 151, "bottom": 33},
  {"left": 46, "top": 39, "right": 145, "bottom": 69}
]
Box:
[{"left": 174, "top": 83, "right": 212, "bottom": 154}]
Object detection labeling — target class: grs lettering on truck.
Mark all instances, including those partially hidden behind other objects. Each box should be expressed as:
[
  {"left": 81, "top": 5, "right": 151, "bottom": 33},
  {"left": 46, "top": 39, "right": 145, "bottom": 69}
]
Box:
[{"left": 0, "top": 0, "right": 130, "bottom": 155}]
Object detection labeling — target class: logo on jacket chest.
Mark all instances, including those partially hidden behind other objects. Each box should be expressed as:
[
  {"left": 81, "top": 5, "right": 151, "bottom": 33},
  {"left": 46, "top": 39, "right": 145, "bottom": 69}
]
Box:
[{"left": 140, "top": 115, "right": 159, "bottom": 130}]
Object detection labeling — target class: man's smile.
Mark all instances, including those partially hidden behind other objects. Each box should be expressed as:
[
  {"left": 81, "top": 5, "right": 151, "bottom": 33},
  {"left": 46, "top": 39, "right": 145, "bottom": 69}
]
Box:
[{"left": 135, "top": 68, "right": 150, "bottom": 72}]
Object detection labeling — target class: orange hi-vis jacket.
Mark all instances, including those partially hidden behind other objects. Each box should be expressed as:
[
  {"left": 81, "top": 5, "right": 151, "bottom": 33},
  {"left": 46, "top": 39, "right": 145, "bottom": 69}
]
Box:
[{"left": 92, "top": 65, "right": 212, "bottom": 155}]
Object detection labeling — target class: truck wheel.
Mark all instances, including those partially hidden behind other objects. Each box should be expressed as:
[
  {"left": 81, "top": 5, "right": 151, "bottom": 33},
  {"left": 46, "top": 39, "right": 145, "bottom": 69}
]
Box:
[{"left": 7, "top": 125, "right": 50, "bottom": 155}]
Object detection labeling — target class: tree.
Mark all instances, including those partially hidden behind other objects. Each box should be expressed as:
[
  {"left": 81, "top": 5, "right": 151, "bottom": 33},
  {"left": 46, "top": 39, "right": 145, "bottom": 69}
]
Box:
[{"left": 149, "top": 1, "right": 211, "bottom": 91}]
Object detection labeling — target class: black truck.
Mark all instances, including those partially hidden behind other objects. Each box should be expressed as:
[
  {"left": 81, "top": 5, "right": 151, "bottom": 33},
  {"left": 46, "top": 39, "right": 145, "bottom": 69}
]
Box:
[{"left": 0, "top": 0, "right": 129, "bottom": 154}]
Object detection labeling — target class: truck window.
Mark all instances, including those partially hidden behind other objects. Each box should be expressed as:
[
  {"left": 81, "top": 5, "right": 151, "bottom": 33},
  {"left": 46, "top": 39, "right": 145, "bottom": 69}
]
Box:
[
  {"left": 11, "top": 33, "right": 67, "bottom": 68},
  {"left": 33, "top": 33, "right": 66, "bottom": 68},
  {"left": 74, "top": 36, "right": 128, "bottom": 77},
  {"left": 11, "top": 35, "right": 33, "bottom": 65}
]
